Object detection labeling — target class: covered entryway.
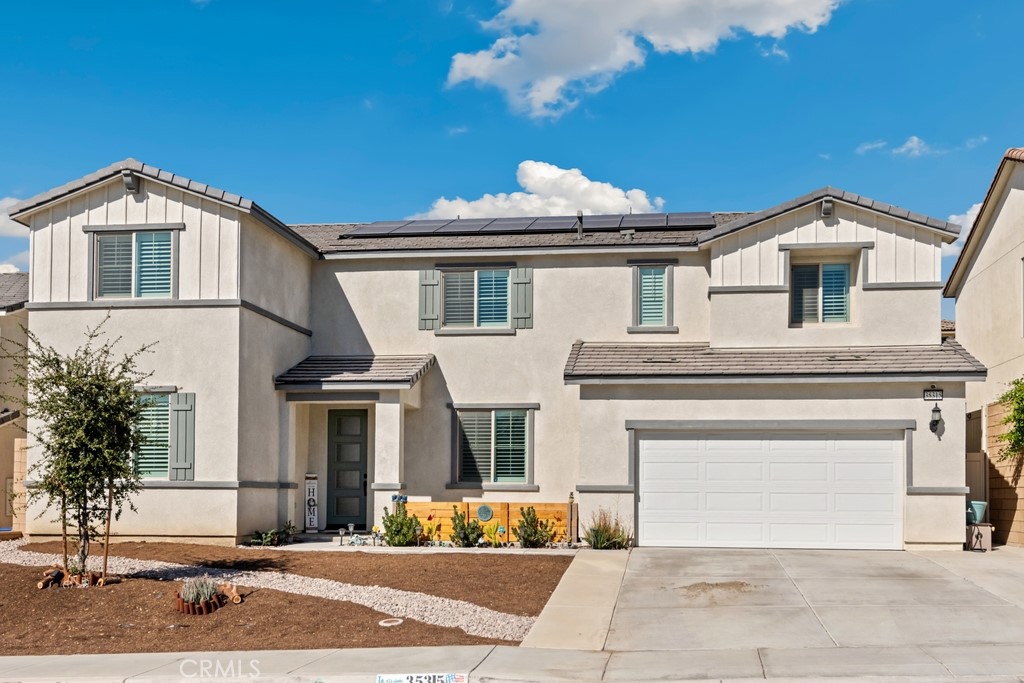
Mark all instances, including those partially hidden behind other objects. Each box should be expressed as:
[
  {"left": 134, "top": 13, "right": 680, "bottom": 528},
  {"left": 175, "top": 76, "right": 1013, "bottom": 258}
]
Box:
[{"left": 636, "top": 430, "right": 904, "bottom": 549}]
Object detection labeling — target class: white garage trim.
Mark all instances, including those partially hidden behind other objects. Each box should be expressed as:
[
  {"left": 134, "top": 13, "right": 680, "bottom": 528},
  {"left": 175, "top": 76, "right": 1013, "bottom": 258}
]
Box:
[{"left": 630, "top": 420, "right": 914, "bottom": 550}]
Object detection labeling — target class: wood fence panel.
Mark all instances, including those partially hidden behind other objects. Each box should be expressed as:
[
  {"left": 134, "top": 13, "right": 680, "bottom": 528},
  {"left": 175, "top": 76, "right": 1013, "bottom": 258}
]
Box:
[{"left": 986, "top": 401, "right": 1024, "bottom": 546}]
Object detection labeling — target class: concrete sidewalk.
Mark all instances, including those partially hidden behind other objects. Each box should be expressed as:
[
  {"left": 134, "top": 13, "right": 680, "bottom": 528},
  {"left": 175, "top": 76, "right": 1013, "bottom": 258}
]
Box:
[{"left": 5, "top": 644, "right": 1024, "bottom": 682}]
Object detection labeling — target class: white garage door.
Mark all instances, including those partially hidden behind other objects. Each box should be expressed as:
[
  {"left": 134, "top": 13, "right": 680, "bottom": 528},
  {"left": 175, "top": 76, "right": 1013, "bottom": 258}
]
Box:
[{"left": 637, "top": 431, "right": 904, "bottom": 549}]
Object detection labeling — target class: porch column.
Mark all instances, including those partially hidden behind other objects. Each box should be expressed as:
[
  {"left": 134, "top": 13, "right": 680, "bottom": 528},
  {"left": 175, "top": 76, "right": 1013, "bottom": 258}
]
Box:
[{"left": 372, "top": 395, "right": 405, "bottom": 529}]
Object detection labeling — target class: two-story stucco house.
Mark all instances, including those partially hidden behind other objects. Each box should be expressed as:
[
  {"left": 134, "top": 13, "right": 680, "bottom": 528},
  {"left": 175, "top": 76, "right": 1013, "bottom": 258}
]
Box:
[
  {"left": 0, "top": 273, "right": 29, "bottom": 532},
  {"left": 8, "top": 159, "right": 985, "bottom": 549},
  {"left": 945, "top": 147, "right": 1024, "bottom": 543}
]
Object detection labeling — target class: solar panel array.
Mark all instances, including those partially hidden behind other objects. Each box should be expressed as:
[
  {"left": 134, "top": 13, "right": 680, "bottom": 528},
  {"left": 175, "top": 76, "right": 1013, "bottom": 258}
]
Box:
[{"left": 342, "top": 212, "right": 716, "bottom": 238}]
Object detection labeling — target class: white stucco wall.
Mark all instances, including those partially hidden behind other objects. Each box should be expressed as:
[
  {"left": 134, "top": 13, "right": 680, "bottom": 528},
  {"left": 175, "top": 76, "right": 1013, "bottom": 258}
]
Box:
[
  {"left": 956, "top": 163, "right": 1024, "bottom": 412},
  {"left": 0, "top": 310, "right": 27, "bottom": 529},
  {"left": 238, "top": 214, "right": 312, "bottom": 326}
]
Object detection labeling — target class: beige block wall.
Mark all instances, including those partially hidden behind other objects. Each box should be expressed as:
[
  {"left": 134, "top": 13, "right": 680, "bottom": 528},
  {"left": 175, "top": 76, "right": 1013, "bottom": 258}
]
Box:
[
  {"left": 956, "top": 164, "right": 1024, "bottom": 413},
  {"left": 575, "top": 381, "right": 968, "bottom": 548}
]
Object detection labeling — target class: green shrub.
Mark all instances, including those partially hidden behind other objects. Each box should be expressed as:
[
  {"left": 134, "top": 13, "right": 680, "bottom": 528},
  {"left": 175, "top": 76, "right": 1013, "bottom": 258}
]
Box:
[
  {"left": 513, "top": 506, "right": 555, "bottom": 548},
  {"left": 181, "top": 575, "right": 219, "bottom": 604},
  {"left": 450, "top": 506, "right": 483, "bottom": 547},
  {"left": 382, "top": 497, "right": 420, "bottom": 547},
  {"left": 583, "top": 508, "right": 633, "bottom": 549},
  {"left": 999, "top": 378, "right": 1024, "bottom": 461}
]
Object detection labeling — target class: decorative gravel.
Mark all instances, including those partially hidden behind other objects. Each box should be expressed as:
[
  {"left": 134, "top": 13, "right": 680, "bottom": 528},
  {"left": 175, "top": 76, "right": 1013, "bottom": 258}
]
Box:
[{"left": 0, "top": 539, "right": 534, "bottom": 642}]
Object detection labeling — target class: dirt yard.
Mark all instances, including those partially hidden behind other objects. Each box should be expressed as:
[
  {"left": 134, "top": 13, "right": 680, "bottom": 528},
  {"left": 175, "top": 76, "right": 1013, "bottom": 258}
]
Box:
[
  {"left": 0, "top": 564, "right": 506, "bottom": 655},
  {"left": 0, "top": 542, "right": 573, "bottom": 655},
  {"left": 21, "top": 541, "right": 573, "bottom": 616}
]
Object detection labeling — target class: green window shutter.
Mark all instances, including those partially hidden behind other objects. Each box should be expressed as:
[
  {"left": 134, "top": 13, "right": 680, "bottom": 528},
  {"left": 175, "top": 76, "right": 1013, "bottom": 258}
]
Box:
[
  {"left": 168, "top": 393, "right": 195, "bottom": 481},
  {"left": 494, "top": 410, "right": 527, "bottom": 482},
  {"left": 135, "top": 231, "right": 172, "bottom": 298},
  {"left": 791, "top": 265, "right": 820, "bottom": 323},
  {"left": 477, "top": 269, "right": 509, "bottom": 327},
  {"left": 821, "top": 264, "right": 850, "bottom": 323},
  {"left": 443, "top": 271, "right": 475, "bottom": 327},
  {"left": 135, "top": 395, "right": 170, "bottom": 478},
  {"left": 96, "top": 234, "right": 133, "bottom": 298},
  {"left": 418, "top": 269, "right": 441, "bottom": 330},
  {"left": 510, "top": 267, "right": 533, "bottom": 329},
  {"left": 458, "top": 411, "right": 491, "bottom": 482},
  {"left": 638, "top": 266, "right": 667, "bottom": 326}
]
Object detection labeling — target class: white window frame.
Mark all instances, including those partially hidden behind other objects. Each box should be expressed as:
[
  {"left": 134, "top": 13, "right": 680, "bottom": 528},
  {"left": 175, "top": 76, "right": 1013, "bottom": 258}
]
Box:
[
  {"left": 85, "top": 223, "right": 182, "bottom": 301},
  {"left": 135, "top": 390, "right": 172, "bottom": 480},
  {"left": 628, "top": 260, "right": 677, "bottom": 333},
  {"left": 789, "top": 260, "right": 852, "bottom": 326},
  {"left": 447, "top": 404, "right": 539, "bottom": 491},
  {"left": 441, "top": 268, "right": 511, "bottom": 329}
]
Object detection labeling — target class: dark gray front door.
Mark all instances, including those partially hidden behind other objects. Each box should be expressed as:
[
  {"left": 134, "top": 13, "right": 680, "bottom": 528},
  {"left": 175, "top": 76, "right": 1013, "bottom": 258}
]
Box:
[{"left": 327, "top": 409, "right": 368, "bottom": 530}]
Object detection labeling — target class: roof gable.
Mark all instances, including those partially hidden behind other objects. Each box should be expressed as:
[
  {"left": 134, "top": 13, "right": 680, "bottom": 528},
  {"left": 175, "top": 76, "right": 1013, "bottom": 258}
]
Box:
[
  {"left": 698, "top": 186, "right": 961, "bottom": 245},
  {"left": 944, "top": 148, "right": 1024, "bottom": 298},
  {"left": 7, "top": 159, "right": 320, "bottom": 258}
]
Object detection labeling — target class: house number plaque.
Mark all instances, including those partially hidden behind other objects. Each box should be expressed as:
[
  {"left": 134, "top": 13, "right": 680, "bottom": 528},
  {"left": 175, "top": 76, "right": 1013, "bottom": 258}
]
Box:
[
  {"left": 923, "top": 389, "right": 943, "bottom": 401},
  {"left": 304, "top": 474, "right": 318, "bottom": 533}
]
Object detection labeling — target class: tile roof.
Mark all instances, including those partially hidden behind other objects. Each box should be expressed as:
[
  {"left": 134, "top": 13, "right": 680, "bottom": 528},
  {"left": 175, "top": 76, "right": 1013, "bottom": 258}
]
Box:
[
  {"left": 699, "top": 187, "right": 961, "bottom": 245},
  {"left": 563, "top": 340, "right": 986, "bottom": 382},
  {"left": 275, "top": 354, "right": 436, "bottom": 388},
  {"left": 941, "top": 319, "right": 956, "bottom": 332},
  {"left": 0, "top": 273, "right": 29, "bottom": 311}
]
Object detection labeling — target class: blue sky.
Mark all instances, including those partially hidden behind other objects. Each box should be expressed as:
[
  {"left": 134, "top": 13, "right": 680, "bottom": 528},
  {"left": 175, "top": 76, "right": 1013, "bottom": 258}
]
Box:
[{"left": 1, "top": 1, "right": 1021, "bottom": 317}]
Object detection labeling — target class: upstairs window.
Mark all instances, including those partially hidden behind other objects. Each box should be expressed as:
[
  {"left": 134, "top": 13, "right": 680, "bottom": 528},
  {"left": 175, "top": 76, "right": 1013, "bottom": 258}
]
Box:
[
  {"left": 637, "top": 266, "right": 667, "bottom": 326},
  {"left": 443, "top": 269, "right": 510, "bottom": 328},
  {"left": 791, "top": 263, "right": 850, "bottom": 324},
  {"left": 96, "top": 231, "right": 172, "bottom": 299}
]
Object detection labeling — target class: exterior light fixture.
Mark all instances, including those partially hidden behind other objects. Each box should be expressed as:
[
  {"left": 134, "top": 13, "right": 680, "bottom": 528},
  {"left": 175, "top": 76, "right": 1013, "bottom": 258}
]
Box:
[{"left": 930, "top": 403, "right": 942, "bottom": 433}]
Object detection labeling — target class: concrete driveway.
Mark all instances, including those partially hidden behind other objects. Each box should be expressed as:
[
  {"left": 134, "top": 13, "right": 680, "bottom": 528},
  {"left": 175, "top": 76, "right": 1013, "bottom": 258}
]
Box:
[
  {"left": 607, "top": 547, "right": 1024, "bottom": 652},
  {"left": 523, "top": 545, "right": 1024, "bottom": 678}
]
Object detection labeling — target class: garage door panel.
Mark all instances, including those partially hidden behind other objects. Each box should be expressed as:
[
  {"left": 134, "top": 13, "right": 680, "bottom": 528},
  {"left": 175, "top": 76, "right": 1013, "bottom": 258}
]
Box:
[
  {"left": 637, "top": 431, "right": 903, "bottom": 550},
  {"left": 769, "top": 492, "right": 829, "bottom": 513},
  {"left": 706, "top": 462, "right": 764, "bottom": 481}
]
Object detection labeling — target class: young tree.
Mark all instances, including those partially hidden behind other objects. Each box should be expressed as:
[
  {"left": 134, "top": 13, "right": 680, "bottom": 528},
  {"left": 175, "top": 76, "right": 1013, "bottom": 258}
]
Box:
[{"left": 2, "top": 317, "right": 153, "bottom": 573}]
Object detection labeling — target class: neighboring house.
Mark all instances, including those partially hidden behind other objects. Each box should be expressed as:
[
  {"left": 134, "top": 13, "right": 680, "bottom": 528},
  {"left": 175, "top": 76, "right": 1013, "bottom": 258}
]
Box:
[
  {"left": 945, "top": 147, "right": 1024, "bottom": 542},
  {"left": 942, "top": 319, "right": 956, "bottom": 339},
  {"left": 7, "top": 159, "right": 985, "bottom": 549},
  {"left": 0, "top": 272, "right": 29, "bottom": 531}
]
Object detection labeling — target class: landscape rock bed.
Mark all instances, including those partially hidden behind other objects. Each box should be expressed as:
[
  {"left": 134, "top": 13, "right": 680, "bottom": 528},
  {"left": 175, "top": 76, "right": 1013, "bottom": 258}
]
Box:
[{"left": 1, "top": 539, "right": 537, "bottom": 641}]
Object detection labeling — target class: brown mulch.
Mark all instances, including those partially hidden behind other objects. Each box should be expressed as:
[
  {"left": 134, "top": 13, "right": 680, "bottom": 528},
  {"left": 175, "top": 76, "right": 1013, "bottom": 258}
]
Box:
[
  {"left": 22, "top": 541, "right": 573, "bottom": 617},
  {"left": 0, "top": 564, "right": 505, "bottom": 656}
]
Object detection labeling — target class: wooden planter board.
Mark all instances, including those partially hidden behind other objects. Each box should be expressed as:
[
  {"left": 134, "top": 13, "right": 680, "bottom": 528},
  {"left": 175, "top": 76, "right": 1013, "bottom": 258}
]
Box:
[{"left": 404, "top": 501, "right": 577, "bottom": 544}]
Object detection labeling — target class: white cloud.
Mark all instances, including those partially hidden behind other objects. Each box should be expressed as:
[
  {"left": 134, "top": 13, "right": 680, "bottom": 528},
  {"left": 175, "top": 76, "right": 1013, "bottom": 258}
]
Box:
[
  {"left": 0, "top": 264, "right": 18, "bottom": 274},
  {"left": 758, "top": 43, "right": 789, "bottom": 60},
  {"left": 447, "top": 125, "right": 470, "bottom": 136},
  {"left": 414, "top": 160, "right": 664, "bottom": 219},
  {"left": 855, "top": 140, "right": 887, "bottom": 155},
  {"left": 965, "top": 135, "right": 989, "bottom": 150},
  {"left": 892, "top": 136, "right": 935, "bottom": 157},
  {"left": 448, "top": 0, "right": 841, "bottom": 119},
  {"left": 818, "top": 153, "right": 831, "bottom": 161},
  {"left": 0, "top": 198, "right": 28, "bottom": 239},
  {"left": 943, "top": 202, "right": 983, "bottom": 258}
]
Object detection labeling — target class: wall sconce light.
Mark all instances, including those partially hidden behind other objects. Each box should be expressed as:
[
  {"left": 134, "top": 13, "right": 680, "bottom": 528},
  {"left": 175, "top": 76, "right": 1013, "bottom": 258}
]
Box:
[{"left": 930, "top": 402, "right": 943, "bottom": 433}]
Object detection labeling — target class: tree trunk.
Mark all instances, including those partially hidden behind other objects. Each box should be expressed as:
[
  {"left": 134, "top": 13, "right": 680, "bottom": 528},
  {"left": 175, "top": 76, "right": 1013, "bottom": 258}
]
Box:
[
  {"left": 101, "top": 480, "right": 113, "bottom": 581},
  {"left": 60, "top": 494, "right": 69, "bottom": 573},
  {"left": 76, "top": 501, "right": 88, "bottom": 572}
]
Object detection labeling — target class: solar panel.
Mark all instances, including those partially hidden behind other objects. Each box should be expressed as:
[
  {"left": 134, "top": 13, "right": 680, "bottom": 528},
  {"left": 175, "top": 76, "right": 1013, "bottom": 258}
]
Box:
[
  {"left": 579, "top": 215, "right": 624, "bottom": 230},
  {"left": 345, "top": 221, "right": 409, "bottom": 236},
  {"left": 391, "top": 220, "right": 454, "bottom": 235},
  {"left": 666, "top": 212, "right": 716, "bottom": 228},
  {"left": 479, "top": 217, "right": 536, "bottom": 232},
  {"left": 526, "top": 216, "right": 579, "bottom": 232},
  {"left": 620, "top": 214, "right": 668, "bottom": 229},
  {"left": 433, "top": 218, "right": 494, "bottom": 234}
]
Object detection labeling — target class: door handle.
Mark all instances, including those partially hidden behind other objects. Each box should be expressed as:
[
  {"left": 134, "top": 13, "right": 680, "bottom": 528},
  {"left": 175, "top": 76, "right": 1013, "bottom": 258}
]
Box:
[{"left": 363, "top": 473, "right": 367, "bottom": 496}]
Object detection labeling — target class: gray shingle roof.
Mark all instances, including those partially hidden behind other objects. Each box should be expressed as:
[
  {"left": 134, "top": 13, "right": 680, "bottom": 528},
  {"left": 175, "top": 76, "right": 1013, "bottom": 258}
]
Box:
[
  {"left": 0, "top": 273, "right": 29, "bottom": 311},
  {"left": 563, "top": 340, "right": 986, "bottom": 382},
  {"left": 275, "top": 355, "right": 436, "bottom": 388},
  {"left": 698, "top": 187, "right": 962, "bottom": 245}
]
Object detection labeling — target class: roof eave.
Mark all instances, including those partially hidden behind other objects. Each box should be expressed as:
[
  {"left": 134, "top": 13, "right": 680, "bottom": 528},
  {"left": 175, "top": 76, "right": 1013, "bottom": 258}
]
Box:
[{"left": 564, "top": 372, "right": 987, "bottom": 385}]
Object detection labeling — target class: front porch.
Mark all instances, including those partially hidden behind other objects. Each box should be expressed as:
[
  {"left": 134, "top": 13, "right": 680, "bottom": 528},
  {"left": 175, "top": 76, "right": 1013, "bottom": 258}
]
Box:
[{"left": 275, "top": 354, "right": 436, "bottom": 532}]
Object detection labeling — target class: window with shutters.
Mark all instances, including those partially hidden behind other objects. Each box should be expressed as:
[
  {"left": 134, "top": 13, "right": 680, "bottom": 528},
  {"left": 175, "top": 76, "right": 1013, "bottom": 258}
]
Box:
[
  {"left": 629, "top": 262, "right": 677, "bottom": 333},
  {"left": 134, "top": 391, "right": 196, "bottom": 481},
  {"left": 442, "top": 269, "right": 510, "bottom": 328},
  {"left": 790, "top": 263, "right": 850, "bottom": 324},
  {"left": 456, "top": 408, "right": 529, "bottom": 484},
  {"left": 95, "top": 231, "right": 173, "bottom": 299}
]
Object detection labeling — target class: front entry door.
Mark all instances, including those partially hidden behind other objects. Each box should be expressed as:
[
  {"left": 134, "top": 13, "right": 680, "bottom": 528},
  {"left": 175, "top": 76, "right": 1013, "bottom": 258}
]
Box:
[{"left": 327, "top": 409, "right": 368, "bottom": 530}]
